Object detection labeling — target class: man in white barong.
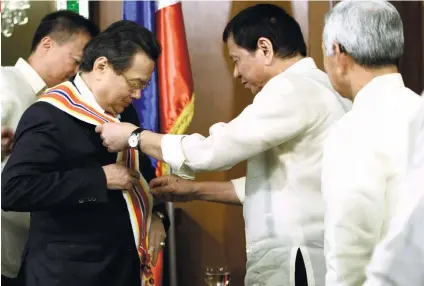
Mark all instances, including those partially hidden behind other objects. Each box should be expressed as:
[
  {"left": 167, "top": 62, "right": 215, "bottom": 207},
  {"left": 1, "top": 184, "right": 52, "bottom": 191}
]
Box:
[
  {"left": 320, "top": 1, "right": 423, "bottom": 285},
  {"left": 97, "top": 4, "right": 350, "bottom": 286},
  {"left": 363, "top": 95, "right": 424, "bottom": 286}
]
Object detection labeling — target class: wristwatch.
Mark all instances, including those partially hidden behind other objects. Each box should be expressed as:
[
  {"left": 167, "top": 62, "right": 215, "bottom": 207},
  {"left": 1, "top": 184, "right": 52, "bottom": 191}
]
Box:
[{"left": 128, "top": 127, "right": 143, "bottom": 149}]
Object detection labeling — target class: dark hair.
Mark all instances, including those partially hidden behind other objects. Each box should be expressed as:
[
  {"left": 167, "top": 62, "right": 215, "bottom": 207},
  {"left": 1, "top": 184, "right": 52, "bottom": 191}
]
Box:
[
  {"left": 79, "top": 20, "right": 161, "bottom": 73},
  {"left": 31, "top": 10, "right": 99, "bottom": 52},
  {"left": 223, "top": 4, "right": 307, "bottom": 58}
]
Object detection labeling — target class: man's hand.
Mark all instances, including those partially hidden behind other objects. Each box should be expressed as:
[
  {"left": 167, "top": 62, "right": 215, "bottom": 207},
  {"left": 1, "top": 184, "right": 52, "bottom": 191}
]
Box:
[
  {"left": 102, "top": 163, "right": 140, "bottom": 190},
  {"left": 95, "top": 122, "right": 138, "bottom": 152},
  {"left": 148, "top": 214, "right": 166, "bottom": 266},
  {"left": 149, "top": 175, "right": 198, "bottom": 202},
  {"left": 1, "top": 127, "right": 14, "bottom": 161}
]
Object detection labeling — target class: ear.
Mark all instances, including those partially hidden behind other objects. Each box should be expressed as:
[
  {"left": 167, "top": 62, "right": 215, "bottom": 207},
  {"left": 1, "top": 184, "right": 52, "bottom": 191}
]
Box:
[
  {"left": 333, "top": 43, "right": 344, "bottom": 56},
  {"left": 92, "top": 57, "right": 109, "bottom": 77},
  {"left": 333, "top": 43, "right": 351, "bottom": 76},
  {"left": 257, "top": 37, "right": 274, "bottom": 65},
  {"left": 38, "top": 36, "right": 53, "bottom": 54},
  {"left": 321, "top": 42, "right": 326, "bottom": 56}
]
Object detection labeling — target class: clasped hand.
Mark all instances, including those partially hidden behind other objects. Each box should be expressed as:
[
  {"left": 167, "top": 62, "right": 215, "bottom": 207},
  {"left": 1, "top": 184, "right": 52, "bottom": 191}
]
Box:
[
  {"left": 95, "top": 122, "right": 138, "bottom": 153},
  {"left": 102, "top": 163, "right": 166, "bottom": 266},
  {"left": 102, "top": 162, "right": 140, "bottom": 190}
]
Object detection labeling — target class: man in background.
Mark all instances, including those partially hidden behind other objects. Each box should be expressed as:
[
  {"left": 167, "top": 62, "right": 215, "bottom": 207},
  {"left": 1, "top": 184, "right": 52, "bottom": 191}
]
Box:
[
  {"left": 320, "top": 1, "right": 423, "bottom": 285},
  {"left": 97, "top": 4, "right": 350, "bottom": 285},
  {"left": 0, "top": 10, "right": 98, "bottom": 286},
  {"left": 363, "top": 94, "right": 424, "bottom": 286}
]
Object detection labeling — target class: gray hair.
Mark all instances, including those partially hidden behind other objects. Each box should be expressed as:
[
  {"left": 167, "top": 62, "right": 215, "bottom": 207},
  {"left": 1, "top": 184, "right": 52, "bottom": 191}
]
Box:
[{"left": 323, "top": 0, "right": 404, "bottom": 67}]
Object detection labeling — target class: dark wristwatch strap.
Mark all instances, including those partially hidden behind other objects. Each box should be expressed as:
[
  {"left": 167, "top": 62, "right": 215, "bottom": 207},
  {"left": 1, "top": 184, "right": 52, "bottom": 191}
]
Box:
[
  {"left": 131, "top": 127, "right": 143, "bottom": 136},
  {"left": 130, "top": 127, "right": 144, "bottom": 151}
]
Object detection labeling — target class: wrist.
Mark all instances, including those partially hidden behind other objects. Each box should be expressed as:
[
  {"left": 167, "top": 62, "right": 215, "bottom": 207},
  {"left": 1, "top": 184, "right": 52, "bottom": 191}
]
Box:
[
  {"left": 138, "top": 130, "right": 147, "bottom": 151},
  {"left": 192, "top": 181, "right": 202, "bottom": 200}
]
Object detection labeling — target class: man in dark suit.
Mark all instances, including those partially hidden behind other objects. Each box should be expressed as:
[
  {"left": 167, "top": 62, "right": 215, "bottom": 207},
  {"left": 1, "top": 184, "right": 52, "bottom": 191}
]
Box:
[{"left": 1, "top": 20, "right": 168, "bottom": 286}]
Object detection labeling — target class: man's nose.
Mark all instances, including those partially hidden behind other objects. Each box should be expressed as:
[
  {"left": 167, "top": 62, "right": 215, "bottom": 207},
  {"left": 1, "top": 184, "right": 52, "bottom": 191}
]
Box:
[
  {"left": 233, "top": 66, "right": 240, "bottom": 79},
  {"left": 131, "top": 89, "right": 142, "bottom": 100}
]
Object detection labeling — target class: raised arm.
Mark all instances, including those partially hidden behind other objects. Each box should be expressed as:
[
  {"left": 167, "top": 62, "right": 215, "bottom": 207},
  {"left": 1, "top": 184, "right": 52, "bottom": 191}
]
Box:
[{"left": 97, "top": 77, "right": 315, "bottom": 174}]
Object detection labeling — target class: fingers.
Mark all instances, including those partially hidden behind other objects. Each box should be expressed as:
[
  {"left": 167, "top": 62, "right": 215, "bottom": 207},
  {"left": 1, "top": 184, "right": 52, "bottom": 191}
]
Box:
[
  {"left": 151, "top": 248, "right": 159, "bottom": 266},
  {"left": 103, "top": 139, "right": 118, "bottom": 153},
  {"left": 1, "top": 127, "right": 14, "bottom": 153},
  {"left": 151, "top": 188, "right": 185, "bottom": 202},
  {"left": 149, "top": 177, "right": 167, "bottom": 188},
  {"left": 1, "top": 136, "right": 14, "bottom": 157},
  {"left": 121, "top": 170, "right": 139, "bottom": 190},
  {"left": 97, "top": 124, "right": 117, "bottom": 153},
  {"left": 151, "top": 245, "right": 159, "bottom": 266},
  {"left": 127, "top": 169, "right": 140, "bottom": 188},
  {"left": 113, "top": 163, "right": 141, "bottom": 190},
  {"left": 1, "top": 138, "right": 11, "bottom": 148},
  {"left": 150, "top": 234, "right": 166, "bottom": 267},
  {"left": 97, "top": 124, "right": 114, "bottom": 152},
  {"left": 129, "top": 169, "right": 141, "bottom": 179},
  {"left": 149, "top": 216, "right": 167, "bottom": 267},
  {"left": 128, "top": 177, "right": 139, "bottom": 189},
  {"left": 105, "top": 142, "right": 118, "bottom": 153},
  {"left": 1, "top": 127, "right": 14, "bottom": 137},
  {"left": 95, "top": 124, "right": 103, "bottom": 134},
  {"left": 150, "top": 185, "right": 173, "bottom": 196},
  {"left": 149, "top": 174, "right": 177, "bottom": 188},
  {"left": 149, "top": 230, "right": 158, "bottom": 266}
]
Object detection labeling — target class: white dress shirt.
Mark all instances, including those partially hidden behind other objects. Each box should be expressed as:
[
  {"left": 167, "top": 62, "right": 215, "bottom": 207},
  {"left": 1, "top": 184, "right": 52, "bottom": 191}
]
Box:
[
  {"left": 363, "top": 96, "right": 424, "bottom": 286},
  {"left": 1, "top": 58, "right": 46, "bottom": 133},
  {"left": 1, "top": 58, "right": 46, "bottom": 278},
  {"left": 363, "top": 169, "right": 424, "bottom": 286},
  {"left": 322, "top": 74, "right": 422, "bottom": 286},
  {"left": 161, "top": 58, "right": 350, "bottom": 286}
]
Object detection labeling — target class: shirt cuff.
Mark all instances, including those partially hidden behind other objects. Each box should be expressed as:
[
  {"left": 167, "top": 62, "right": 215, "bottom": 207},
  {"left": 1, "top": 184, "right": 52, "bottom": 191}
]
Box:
[
  {"left": 231, "top": 177, "right": 246, "bottom": 204},
  {"left": 161, "top": 134, "right": 195, "bottom": 180}
]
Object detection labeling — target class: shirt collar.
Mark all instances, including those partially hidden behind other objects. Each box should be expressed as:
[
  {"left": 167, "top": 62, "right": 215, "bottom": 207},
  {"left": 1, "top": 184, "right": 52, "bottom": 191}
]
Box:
[
  {"left": 74, "top": 73, "right": 121, "bottom": 120},
  {"left": 284, "top": 57, "right": 318, "bottom": 75},
  {"left": 15, "top": 58, "right": 46, "bottom": 95},
  {"left": 353, "top": 73, "right": 405, "bottom": 110},
  {"left": 261, "top": 57, "right": 318, "bottom": 93}
]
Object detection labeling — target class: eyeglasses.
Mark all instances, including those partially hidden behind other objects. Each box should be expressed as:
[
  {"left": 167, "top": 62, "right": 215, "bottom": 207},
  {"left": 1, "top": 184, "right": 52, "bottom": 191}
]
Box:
[{"left": 121, "top": 73, "right": 150, "bottom": 92}]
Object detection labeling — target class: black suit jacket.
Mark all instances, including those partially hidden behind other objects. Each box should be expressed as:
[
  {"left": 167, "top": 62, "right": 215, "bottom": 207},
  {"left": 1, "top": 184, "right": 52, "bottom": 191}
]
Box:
[{"left": 1, "top": 100, "right": 169, "bottom": 286}]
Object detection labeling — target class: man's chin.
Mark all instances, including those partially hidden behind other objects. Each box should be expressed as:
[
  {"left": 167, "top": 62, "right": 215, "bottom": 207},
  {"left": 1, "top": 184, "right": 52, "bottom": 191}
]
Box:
[
  {"left": 249, "top": 86, "right": 261, "bottom": 95},
  {"left": 111, "top": 106, "right": 125, "bottom": 116}
]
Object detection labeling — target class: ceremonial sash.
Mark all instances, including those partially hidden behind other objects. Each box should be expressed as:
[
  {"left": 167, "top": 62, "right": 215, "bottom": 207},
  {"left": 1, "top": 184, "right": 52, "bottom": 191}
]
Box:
[{"left": 38, "top": 81, "right": 154, "bottom": 286}]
